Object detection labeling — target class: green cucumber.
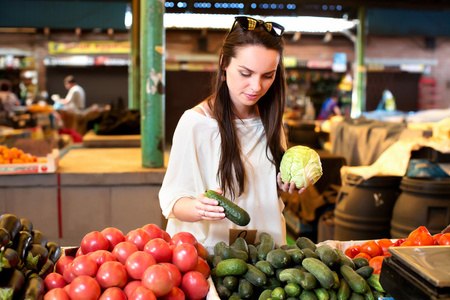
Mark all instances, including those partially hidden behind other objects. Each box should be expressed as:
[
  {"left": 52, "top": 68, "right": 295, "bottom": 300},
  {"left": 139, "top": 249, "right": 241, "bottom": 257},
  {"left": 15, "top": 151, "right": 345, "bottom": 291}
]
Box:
[
  {"left": 259, "top": 289, "right": 273, "bottom": 300},
  {"left": 355, "top": 266, "right": 374, "bottom": 279},
  {"left": 286, "top": 248, "right": 306, "bottom": 265},
  {"left": 337, "top": 278, "right": 351, "bottom": 300},
  {"left": 314, "top": 288, "right": 329, "bottom": 300},
  {"left": 296, "top": 237, "right": 316, "bottom": 251},
  {"left": 365, "top": 274, "right": 385, "bottom": 293},
  {"left": 302, "top": 258, "right": 335, "bottom": 289},
  {"left": 314, "top": 245, "right": 339, "bottom": 269},
  {"left": 216, "top": 258, "right": 248, "bottom": 277},
  {"left": 255, "top": 260, "right": 275, "bottom": 276},
  {"left": 266, "top": 249, "right": 292, "bottom": 269},
  {"left": 238, "top": 278, "right": 253, "bottom": 299},
  {"left": 340, "top": 265, "right": 368, "bottom": 294},
  {"left": 278, "top": 268, "right": 317, "bottom": 290},
  {"left": 258, "top": 233, "right": 275, "bottom": 261},
  {"left": 205, "top": 190, "right": 251, "bottom": 226},
  {"left": 243, "top": 263, "right": 268, "bottom": 287},
  {"left": 300, "top": 290, "right": 319, "bottom": 300},
  {"left": 222, "top": 275, "right": 239, "bottom": 291}
]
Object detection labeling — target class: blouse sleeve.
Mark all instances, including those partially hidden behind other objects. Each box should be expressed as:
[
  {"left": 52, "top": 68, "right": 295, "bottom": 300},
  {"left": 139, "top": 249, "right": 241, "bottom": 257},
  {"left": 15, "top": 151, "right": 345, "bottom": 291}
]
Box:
[{"left": 159, "top": 111, "right": 220, "bottom": 218}]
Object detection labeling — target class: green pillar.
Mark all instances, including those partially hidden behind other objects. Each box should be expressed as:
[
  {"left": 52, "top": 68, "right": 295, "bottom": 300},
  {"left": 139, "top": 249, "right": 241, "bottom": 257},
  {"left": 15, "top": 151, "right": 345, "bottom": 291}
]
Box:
[
  {"left": 128, "top": 0, "right": 140, "bottom": 109},
  {"left": 140, "top": 0, "right": 165, "bottom": 167},
  {"left": 351, "top": 6, "right": 366, "bottom": 118}
]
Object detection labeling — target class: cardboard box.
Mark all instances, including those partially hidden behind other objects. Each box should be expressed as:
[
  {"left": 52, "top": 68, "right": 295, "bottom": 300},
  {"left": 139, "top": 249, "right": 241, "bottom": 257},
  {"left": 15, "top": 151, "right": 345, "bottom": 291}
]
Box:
[{"left": 0, "top": 148, "right": 59, "bottom": 175}]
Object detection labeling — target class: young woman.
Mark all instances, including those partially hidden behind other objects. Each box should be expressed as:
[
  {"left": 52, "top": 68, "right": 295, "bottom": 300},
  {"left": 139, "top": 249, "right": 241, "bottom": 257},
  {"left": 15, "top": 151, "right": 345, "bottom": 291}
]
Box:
[{"left": 159, "top": 16, "right": 304, "bottom": 248}]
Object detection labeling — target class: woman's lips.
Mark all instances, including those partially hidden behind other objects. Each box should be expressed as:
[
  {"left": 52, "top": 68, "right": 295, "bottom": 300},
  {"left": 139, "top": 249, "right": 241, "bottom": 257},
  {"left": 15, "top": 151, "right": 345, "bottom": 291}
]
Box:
[{"left": 244, "top": 93, "right": 258, "bottom": 100}]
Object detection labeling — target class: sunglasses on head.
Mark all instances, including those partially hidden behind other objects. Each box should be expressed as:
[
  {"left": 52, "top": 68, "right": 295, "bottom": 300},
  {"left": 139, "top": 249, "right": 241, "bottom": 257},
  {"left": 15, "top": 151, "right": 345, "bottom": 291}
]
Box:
[{"left": 229, "top": 16, "right": 285, "bottom": 37}]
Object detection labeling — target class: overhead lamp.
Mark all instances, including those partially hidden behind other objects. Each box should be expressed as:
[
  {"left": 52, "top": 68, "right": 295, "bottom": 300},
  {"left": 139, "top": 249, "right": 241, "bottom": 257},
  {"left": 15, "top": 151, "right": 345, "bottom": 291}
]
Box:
[{"left": 124, "top": 4, "right": 133, "bottom": 29}]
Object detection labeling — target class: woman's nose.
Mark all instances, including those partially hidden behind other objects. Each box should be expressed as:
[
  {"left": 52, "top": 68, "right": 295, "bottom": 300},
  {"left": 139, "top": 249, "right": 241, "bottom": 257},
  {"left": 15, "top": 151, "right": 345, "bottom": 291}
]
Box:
[{"left": 250, "top": 77, "right": 262, "bottom": 92}]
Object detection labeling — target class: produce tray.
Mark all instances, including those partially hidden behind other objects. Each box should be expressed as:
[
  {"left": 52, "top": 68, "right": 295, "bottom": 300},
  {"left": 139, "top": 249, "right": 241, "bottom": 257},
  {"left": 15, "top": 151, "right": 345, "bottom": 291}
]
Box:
[{"left": 0, "top": 148, "right": 59, "bottom": 175}]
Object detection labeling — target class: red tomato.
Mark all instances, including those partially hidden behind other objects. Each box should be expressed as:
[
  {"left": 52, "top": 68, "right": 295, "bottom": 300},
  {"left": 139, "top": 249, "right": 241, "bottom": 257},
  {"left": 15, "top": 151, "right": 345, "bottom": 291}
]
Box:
[
  {"left": 170, "top": 232, "right": 198, "bottom": 250},
  {"left": 63, "top": 284, "right": 71, "bottom": 295},
  {"left": 360, "top": 241, "right": 382, "bottom": 258},
  {"left": 433, "top": 233, "right": 443, "bottom": 245},
  {"left": 71, "top": 254, "right": 98, "bottom": 277},
  {"left": 172, "top": 243, "right": 198, "bottom": 273},
  {"left": 400, "top": 240, "right": 413, "bottom": 246},
  {"left": 96, "top": 261, "right": 128, "bottom": 289},
  {"left": 161, "top": 230, "right": 172, "bottom": 243},
  {"left": 142, "top": 223, "right": 163, "bottom": 240},
  {"left": 180, "top": 271, "right": 209, "bottom": 300},
  {"left": 129, "top": 286, "right": 157, "bottom": 300},
  {"left": 62, "top": 263, "right": 77, "bottom": 284},
  {"left": 408, "top": 226, "right": 430, "bottom": 240},
  {"left": 99, "top": 287, "right": 127, "bottom": 300},
  {"left": 344, "top": 245, "right": 361, "bottom": 259},
  {"left": 55, "top": 256, "right": 74, "bottom": 275},
  {"left": 354, "top": 252, "right": 372, "bottom": 261},
  {"left": 411, "top": 232, "right": 434, "bottom": 246},
  {"left": 141, "top": 264, "right": 174, "bottom": 297},
  {"left": 376, "top": 238, "right": 395, "bottom": 255},
  {"left": 438, "top": 233, "right": 450, "bottom": 245},
  {"left": 76, "top": 247, "right": 84, "bottom": 257},
  {"left": 369, "top": 255, "right": 385, "bottom": 275},
  {"left": 44, "top": 288, "right": 70, "bottom": 300},
  {"left": 393, "top": 238, "right": 406, "bottom": 247},
  {"left": 89, "top": 250, "right": 117, "bottom": 267},
  {"left": 195, "top": 257, "right": 211, "bottom": 279},
  {"left": 101, "top": 227, "right": 125, "bottom": 251},
  {"left": 81, "top": 231, "right": 110, "bottom": 254},
  {"left": 68, "top": 275, "right": 101, "bottom": 300},
  {"left": 126, "top": 251, "right": 157, "bottom": 280},
  {"left": 126, "top": 228, "right": 152, "bottom": 251},
  {"left": 44, "top": 273, "right": 67, "bottom": 291},
  {"left": 112, "top": 241, "right": 139, "bottom": 264},
  {"left": 144, "top": 238, "right": 173, "bottom": 262},
  {"left": 124, "top": 280, "right": 142, "bottom": 298},
  {"left": 159, "top": 263, "right": 182, "bottom": 287},
  {"left": 196, "top": 243, "right": 209, "bottom": 261},
  {"left": 159, "top": 286, "right": 186, "bottom": 300}
]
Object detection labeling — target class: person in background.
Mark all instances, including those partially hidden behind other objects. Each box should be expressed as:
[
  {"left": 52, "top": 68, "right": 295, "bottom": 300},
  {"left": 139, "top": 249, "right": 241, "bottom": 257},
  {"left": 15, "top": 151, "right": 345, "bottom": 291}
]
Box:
[
  {"left": 52, "top": 75, "right": 86, "bottom": 110},
  {"left": 318, "top": 90, "right": 342, "bottom": 120},
  {"left": 159, "top": 16, "right": 304, "bottom": 249},
  {"left": 0, "top": 79, "right": 21, "bottom": 117}
]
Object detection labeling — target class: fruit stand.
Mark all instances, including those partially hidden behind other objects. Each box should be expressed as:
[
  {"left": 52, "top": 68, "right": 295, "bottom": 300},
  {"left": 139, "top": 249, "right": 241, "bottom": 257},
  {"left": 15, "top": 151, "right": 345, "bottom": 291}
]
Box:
[{"left": 1, "top": 212, "right": 449, "bottom": 300}]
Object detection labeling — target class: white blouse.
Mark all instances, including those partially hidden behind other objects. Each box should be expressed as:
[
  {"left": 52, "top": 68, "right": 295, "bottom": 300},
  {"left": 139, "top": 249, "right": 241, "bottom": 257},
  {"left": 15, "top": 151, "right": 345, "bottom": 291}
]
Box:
[{"left": 159, "top": 108, "right": 287, "bottom": 249}]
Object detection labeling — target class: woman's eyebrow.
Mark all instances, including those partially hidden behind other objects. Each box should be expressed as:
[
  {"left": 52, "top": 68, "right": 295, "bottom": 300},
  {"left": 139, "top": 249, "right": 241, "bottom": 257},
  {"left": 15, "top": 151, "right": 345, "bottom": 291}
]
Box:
[{"left": 238, "top": 65, "right": 277, "bottom": 75}]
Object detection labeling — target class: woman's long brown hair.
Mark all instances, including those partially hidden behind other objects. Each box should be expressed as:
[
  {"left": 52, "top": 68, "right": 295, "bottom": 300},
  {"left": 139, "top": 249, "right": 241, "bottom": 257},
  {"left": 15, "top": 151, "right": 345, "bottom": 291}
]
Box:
[{"left": 206, "top": 24, "right": 287, "bottom": 200}]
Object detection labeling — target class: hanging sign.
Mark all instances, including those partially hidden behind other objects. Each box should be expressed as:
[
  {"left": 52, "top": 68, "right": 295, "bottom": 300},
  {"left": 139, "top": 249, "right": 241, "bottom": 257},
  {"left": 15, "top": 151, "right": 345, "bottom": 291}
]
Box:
[
  {"left": 332, "top": 52, "right": 347, "bottom": 72},
  {"left": 48, "top": 41, "right": 130, "bottom": 55}
]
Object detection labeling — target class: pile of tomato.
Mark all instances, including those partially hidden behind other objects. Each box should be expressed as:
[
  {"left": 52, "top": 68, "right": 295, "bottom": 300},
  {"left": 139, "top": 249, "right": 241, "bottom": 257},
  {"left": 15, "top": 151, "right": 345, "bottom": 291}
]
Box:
[
  {"left": 344, "top": 226, "right": 450, "bottom": 275},
  {"left": 43, "top": 224, "right": 211, "bottom": 300}
]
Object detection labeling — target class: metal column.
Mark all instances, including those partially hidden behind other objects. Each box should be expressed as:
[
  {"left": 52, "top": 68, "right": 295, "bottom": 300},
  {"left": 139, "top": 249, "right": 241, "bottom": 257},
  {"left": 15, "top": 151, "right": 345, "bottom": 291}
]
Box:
[
  {"left": 351, "top": 6, "right": 366, "bottom": 118},
  {"left": 140, "top": 0, "right": 165, "bottom": 167}
]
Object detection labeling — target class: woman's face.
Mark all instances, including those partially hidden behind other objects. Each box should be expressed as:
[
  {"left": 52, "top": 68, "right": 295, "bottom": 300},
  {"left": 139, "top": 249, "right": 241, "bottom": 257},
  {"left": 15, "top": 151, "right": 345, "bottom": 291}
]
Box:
[{"left": 224, "top": 45, "right": 280, "bottom": 117}]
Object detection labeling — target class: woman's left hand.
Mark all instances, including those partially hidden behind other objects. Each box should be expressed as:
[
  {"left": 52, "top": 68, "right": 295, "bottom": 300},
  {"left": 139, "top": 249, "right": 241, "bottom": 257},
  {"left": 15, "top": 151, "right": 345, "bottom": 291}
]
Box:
[{"left": 277, "top": 172, "right": 306, "bottom": 194}]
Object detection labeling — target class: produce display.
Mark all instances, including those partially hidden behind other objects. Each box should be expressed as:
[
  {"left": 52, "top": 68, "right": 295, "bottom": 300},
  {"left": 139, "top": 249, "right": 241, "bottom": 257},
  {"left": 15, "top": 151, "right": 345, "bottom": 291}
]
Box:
[
  {"left": 43, "top": 224, "right": 211, "bottom": 300},
  {"left": 279, "top": 146, "right": 323, "bottom": 189},
  {"left": 0, "top": 146, "right": 40, "bottom": 164},
  {"left": 2, "top": 208, "right": 448, "bottom": 300},
  {"left": 0, "top": 213, "right": 62, "bottom": 300},
  {"left": 208, "top": 233, "right": 389, "bottom": 300}
]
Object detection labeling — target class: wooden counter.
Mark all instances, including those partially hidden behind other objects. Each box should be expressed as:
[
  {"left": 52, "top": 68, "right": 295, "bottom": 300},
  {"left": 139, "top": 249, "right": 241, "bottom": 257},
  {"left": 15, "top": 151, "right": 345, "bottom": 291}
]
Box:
[{"left": 0, "top": 146, "right": 167, "bottom": 247}]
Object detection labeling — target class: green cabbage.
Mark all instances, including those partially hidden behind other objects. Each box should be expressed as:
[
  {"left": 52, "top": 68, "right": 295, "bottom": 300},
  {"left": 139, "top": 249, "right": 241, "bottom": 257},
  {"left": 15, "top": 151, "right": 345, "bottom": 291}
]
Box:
[{"left": 280, "top": 145, "right": 323, "bottom": 189}]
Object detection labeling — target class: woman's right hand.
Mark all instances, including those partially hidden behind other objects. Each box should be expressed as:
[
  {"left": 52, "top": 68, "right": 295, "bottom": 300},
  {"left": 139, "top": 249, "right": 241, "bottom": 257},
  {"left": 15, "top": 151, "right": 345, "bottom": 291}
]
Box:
[
  {"left": 172, "top": 188, "right": 226, "bottom": 222},
  {"left": 195, "top": 188, "right": 226, "bottom": 221}
]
